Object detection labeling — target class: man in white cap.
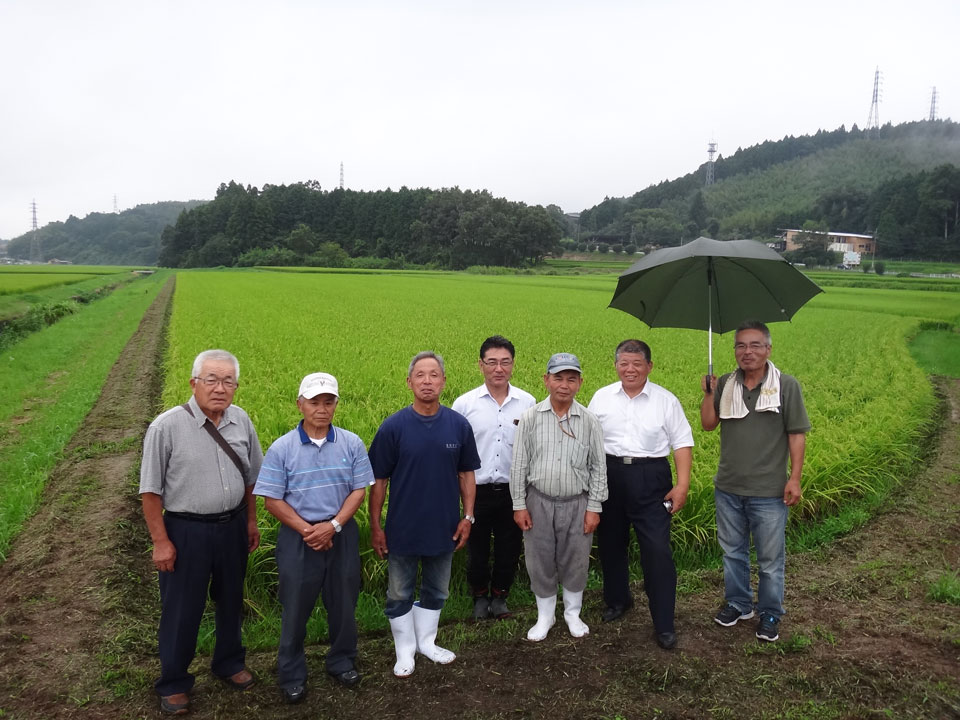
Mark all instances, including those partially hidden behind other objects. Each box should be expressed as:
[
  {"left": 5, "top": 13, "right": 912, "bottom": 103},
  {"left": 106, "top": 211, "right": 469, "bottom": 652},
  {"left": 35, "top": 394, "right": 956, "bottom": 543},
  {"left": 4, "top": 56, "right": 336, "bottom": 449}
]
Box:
[
  {"left": 510, "top": 352, "right": 607, "bottom": 642},
  {"left": 254, "top": 372, "right": 374, "bottom": 704}
]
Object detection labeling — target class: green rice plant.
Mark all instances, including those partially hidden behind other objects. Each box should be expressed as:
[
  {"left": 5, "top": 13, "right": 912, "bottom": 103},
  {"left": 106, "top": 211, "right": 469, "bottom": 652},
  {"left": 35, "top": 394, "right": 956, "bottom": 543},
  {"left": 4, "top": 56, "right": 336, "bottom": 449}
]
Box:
[
  {"left": 0, "top": 273, "right": 96, "bottom": 295},
  {"left": 0, "top": 272, "right": 170, "bottom": 559},
  {"left": 160, "top": 268, "right": 944, "bottom": 645}
]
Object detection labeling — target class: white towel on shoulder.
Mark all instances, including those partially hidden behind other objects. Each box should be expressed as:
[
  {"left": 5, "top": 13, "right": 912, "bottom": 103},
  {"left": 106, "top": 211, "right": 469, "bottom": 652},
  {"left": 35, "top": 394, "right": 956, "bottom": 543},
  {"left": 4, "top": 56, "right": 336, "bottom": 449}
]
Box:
[{"left": 718, "top": 360, "right": 781, "bottom": 419}]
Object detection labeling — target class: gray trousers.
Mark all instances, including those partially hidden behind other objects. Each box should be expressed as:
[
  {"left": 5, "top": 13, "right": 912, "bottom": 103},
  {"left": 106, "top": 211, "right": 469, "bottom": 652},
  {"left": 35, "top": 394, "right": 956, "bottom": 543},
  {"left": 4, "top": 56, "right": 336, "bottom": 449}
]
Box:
[
  {"left": 275, "top": 520, "right": 360, "bottom": 689},
  {"left": 523, "top": 486, "right": 593, "bottom": 597}
]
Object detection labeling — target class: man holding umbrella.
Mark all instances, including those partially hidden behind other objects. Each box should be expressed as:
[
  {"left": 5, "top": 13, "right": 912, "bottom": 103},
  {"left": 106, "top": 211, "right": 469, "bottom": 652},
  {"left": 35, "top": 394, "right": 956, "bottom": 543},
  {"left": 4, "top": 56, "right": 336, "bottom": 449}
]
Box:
[{"left": 700, "top": 320, "right": 810, "bottom": 642}]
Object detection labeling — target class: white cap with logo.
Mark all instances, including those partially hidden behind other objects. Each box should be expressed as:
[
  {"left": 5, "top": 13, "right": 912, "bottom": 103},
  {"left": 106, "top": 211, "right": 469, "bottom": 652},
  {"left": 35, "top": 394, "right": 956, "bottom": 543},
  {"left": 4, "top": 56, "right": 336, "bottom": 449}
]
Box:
[{"left": 298, "top": 372, "right": 340, "bottom": 399}]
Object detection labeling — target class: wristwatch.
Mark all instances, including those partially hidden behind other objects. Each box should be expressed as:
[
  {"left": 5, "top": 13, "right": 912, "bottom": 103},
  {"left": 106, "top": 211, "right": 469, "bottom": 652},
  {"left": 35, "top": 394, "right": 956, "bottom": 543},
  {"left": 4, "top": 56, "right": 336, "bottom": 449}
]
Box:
[
  {"left": 464, "top": 514, "right": 475, "bottom": 525},
  {"left": 330, "top": 518, "right": 342, "bottom": 533}
]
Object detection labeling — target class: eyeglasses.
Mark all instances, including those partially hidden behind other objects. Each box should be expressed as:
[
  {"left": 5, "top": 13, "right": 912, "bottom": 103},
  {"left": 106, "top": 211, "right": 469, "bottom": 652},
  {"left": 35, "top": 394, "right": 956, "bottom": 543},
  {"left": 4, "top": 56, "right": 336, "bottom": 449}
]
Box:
[
  {"left": 481, "top": 359, "right": 514, "bottom": 368},
  {"left": 194, "top": 376, "right": 239, "bottom": 389},
  {"left": 734, "top": 342, "right": 770, "bottom": 352}
]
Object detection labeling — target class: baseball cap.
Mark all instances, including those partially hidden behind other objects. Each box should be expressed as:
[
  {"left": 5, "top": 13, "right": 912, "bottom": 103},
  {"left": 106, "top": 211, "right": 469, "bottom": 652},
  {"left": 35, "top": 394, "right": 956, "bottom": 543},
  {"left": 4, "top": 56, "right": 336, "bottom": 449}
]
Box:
[
  {"left": 298, "top": 372, "right": 340, "bottom": 399},
  {"left": 546, "top": 352, "right": 582, "bottom": 374}
]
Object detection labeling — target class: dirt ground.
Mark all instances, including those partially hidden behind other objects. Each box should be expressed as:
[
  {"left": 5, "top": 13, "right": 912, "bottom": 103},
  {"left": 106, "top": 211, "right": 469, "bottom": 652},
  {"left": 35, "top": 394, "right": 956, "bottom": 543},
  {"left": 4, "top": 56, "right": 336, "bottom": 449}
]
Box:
[{"left": 0, "top": 281, "right": 957, "bottom": 719}]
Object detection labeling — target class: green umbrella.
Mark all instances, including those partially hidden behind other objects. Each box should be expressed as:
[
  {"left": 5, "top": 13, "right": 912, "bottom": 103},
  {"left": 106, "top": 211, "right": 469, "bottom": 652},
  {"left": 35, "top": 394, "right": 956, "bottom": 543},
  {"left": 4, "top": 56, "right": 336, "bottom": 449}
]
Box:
[{"left": 608, "top": 236, "right": 823, "bottom": 380}]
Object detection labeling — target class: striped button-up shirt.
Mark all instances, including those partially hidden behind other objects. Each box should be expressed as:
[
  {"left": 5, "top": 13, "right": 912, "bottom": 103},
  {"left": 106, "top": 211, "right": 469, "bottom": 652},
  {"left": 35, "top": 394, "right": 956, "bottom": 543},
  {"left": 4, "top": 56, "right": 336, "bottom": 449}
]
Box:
[
  {"left": 139, "top": 395, "right": 263, "bottom": 514},
  {"left": 510, "top": 398, "right": 608, "bottom": 512}
]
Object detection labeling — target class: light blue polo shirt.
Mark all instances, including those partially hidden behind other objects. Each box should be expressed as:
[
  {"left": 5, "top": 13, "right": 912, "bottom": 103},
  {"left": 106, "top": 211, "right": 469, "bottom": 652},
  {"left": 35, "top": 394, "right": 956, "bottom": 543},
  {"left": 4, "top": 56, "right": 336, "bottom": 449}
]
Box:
[{"left": 254, "top": 421, "right": 375, "bottom": 522}]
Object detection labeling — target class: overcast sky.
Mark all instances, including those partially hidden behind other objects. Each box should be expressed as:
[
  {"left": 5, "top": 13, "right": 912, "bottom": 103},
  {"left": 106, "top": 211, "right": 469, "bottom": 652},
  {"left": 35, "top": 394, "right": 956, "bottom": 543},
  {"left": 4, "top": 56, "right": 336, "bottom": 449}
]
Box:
[{"left": 1, "top": 0, "right": 957, "bottom": 239}]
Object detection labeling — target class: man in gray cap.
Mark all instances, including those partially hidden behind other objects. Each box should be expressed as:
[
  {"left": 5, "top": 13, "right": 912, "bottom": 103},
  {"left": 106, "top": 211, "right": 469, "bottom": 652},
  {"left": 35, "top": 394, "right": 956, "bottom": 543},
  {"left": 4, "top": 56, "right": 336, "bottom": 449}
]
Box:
[
  {"left": 510, "top": 353, "right": 607, "bottom": 642},
  {"left": 254, "top": 372, "right": 374, "bottom": 704}
]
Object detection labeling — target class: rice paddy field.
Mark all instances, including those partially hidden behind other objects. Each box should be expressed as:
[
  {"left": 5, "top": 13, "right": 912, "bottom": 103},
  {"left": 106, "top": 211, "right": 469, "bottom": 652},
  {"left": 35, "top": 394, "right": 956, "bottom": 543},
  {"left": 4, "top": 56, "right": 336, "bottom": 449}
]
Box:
[{"left": 151, "top": 267, "right": 958, "bottom": 643}]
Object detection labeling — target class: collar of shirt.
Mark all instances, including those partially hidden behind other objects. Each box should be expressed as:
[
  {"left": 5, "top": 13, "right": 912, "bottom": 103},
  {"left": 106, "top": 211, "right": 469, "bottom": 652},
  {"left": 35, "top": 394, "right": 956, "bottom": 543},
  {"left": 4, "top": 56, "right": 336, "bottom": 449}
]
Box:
[
  {"left": 296, "top": 420, "right": 337, "bottom": 445},
  {"left": 187, "top": 394, "right": 238, "bottom": 429}
]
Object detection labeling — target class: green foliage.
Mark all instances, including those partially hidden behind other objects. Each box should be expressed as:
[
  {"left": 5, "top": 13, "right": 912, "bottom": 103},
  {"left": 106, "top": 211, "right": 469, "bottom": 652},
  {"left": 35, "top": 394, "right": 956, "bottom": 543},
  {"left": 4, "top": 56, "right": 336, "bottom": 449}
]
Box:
[
  {"left": 5, "top": 202, "right": 201, "bottom": 265},
  {"left": 159, "top": 269, "right": 942, "bottom": 644},
  {"left": 908, "top": 329, "right": 960, "bottom": 377},
  {"left": 927, "top": 571, "right": 960, "bottom": 605},
  {"left": 875, "top": 260, "right": 887, "bottom": 275},
  {"left": 579, "top": 121, "right": 960, "bottom": 260},
  {"left": 0, "top": 273, "right": 169, "bottom": 559},
  {"left": 158, "top": 183, "right": 562, "bottom": 270}
]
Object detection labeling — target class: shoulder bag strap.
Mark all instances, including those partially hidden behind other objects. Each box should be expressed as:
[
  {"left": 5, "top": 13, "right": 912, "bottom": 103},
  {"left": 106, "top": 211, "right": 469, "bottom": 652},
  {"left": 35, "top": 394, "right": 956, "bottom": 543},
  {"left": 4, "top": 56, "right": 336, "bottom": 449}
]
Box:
[{"left": 181, "top": 403, "right": 248, "bottom": 483}]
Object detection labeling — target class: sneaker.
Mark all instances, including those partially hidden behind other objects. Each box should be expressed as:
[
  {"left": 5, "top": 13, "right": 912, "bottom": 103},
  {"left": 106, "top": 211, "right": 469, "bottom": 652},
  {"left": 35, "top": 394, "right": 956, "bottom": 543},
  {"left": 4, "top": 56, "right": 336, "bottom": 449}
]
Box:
[
  {"left": 472, "top": 595, "right": 491, "bottom": 620},
  {"left": 755, "top": 613, "right": 780, "bottom": 642},
  {"left": 714, "top": 603, "right": 755, "bottom": 627}
]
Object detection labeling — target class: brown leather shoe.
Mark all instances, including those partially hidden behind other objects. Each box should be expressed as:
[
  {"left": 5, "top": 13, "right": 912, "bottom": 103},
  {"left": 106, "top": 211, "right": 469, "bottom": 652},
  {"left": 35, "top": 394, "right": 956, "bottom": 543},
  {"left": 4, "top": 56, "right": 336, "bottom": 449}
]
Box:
[
  {"left": 159, "top": 693, "right": 190, "bottom": 715},
  {"left": 221, "top": 668, "right": 255, "bottom": 690}
]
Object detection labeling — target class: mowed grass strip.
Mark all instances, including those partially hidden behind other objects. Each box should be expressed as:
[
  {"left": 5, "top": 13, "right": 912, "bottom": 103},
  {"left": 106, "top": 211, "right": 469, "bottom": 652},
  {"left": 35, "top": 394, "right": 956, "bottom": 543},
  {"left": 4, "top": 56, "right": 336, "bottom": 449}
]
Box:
[
  {"left": 0, "top": 271, "right": 170, "bottom": 560},
  {"left": 158, "top": 269, "right": 941, "bottom": 649}
]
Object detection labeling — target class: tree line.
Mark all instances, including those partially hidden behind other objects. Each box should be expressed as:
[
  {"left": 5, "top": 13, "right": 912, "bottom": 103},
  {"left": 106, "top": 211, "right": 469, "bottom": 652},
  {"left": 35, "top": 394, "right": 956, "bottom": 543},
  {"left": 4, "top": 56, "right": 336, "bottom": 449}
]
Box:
[
  {"left": 575, "top": 121, "right": 960, "bottom": 260},
  {"left": 158, "top": 183, "right": 563, "bottom": 269}
]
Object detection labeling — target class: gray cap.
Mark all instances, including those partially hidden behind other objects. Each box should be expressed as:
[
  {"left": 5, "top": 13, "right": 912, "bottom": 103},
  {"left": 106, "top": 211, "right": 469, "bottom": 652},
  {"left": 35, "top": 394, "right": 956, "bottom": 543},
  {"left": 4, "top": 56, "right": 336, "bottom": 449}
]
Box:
[{"left": 546, "top": 352, "right": 582, "bottom": 374}]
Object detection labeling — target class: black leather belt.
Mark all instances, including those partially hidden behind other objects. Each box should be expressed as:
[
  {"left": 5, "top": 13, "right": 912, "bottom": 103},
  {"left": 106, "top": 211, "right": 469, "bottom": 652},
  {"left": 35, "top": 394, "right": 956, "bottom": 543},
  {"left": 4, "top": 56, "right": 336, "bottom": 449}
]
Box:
[
  {"left": 478, "top": 483, "right": 510, "bottom": 491},
  {"left": 165, "top": 503, "right": 246, "bottom": 523},
  {"left": 605, "top": 455, "right": 666, "bottom": 465}
]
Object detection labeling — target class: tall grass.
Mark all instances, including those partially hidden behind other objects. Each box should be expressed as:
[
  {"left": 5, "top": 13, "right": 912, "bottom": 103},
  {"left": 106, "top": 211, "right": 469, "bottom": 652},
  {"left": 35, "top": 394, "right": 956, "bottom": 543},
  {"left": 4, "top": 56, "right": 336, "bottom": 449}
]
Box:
[
  {"left": 159, "top": 269, "right": 943, "bottom": 648},
  {"left": 0, "top": 272, "right": 169, "bottom": 559}
]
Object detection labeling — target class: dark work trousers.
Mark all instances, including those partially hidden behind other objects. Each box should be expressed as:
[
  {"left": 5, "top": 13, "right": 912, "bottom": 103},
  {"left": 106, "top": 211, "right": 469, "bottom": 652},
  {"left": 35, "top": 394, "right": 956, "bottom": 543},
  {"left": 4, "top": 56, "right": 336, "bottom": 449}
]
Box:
[
  {"left": 467, "top": 482, "right": 523, "bottom": 596},
  {"left": 275, "top": 519, "right": 361, "bottom": 689},
  {"left": 155, "top": 510, "right": 249, "bottom": 696},
  {"left": 597, "top": 456, "right": 676, "bottom": 634}
]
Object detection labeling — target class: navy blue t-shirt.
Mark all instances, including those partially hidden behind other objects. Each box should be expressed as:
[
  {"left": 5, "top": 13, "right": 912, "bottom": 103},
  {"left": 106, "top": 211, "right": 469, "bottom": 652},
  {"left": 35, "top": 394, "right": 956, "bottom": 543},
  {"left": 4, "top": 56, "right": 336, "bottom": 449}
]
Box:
[{"left": 368, "top": 405, "right": 481, "bottom": 556}]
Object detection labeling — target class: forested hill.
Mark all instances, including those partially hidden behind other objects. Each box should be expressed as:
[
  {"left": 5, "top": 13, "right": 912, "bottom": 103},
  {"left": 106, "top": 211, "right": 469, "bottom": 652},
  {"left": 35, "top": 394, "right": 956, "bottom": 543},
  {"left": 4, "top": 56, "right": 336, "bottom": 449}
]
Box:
[
  {"left": 156, "top": 184, "right": 563, "bottom": 269},
  {"left": 5, "top": 201, "right": 204, "bottom": 265},
  {"left": 578, "top": 120, "right": 960, "bottom": 260}
]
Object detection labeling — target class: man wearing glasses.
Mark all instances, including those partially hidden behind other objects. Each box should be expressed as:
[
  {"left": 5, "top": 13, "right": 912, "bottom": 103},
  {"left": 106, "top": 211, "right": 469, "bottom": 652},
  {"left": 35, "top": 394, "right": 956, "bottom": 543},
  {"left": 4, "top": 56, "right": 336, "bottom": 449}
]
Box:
[
  {"left": 700, "top": 321, "right": 810, "bottom": 643},
  {"left": 140, "top": 349, "right": 263, "bottom": 716},
  {"left": 588, "top": 339, "right": 693, "bottom": 651},
  {"left": 510, "top": 353, "right": 607, "bottom": 642},
  {"left": 452, "top": 336, "right": 536, "bottom": 620}
]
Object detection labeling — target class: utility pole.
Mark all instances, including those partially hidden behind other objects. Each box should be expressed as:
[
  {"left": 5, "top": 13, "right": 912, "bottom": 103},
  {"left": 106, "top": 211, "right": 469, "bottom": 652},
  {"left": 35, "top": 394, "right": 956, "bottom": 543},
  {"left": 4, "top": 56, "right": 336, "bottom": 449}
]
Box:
[
  {"left": 866, "top": 67, "right": 882, "bottom": 137},
  {"left": 30, "top": 199, "right": 42, "bottom": 264},
  {"left": 705, "top": 141, "right": 717, "bottom": 186}
]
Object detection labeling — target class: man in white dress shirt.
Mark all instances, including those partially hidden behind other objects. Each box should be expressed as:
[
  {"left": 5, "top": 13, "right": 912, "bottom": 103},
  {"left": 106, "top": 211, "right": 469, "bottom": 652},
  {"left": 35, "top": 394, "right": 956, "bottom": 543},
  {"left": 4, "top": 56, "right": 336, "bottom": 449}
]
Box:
[
  {"left": 452, "top": 335, "right": 536, "bottom": 620},
  {"left": 587, "top": 339, "right": 693, "bottom": 650}
]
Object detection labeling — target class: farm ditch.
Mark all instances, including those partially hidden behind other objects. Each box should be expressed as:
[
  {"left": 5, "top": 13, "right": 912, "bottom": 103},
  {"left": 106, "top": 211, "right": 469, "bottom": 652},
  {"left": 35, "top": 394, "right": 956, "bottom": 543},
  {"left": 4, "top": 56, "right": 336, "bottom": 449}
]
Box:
[{"left": 0, "top": 280, "right": 957, "bottom": 719}]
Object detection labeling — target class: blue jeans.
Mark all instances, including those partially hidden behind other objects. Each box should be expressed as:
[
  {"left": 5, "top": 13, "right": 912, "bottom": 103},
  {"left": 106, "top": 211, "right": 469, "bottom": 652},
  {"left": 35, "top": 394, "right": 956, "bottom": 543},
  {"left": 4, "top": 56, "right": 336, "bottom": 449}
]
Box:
[
  {"left": 714, "top": 488, "right": 788, "bottom": 618},
  {"left": 385, "top": 552, "right": 453, "bottom": 618}
]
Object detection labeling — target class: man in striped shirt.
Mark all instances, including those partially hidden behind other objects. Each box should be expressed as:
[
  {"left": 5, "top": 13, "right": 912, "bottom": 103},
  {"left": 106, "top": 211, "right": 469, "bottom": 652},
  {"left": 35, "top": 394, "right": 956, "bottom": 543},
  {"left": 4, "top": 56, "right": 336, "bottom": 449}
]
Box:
[
  {"left": 510, "top": 353, "right": 607, "bottom": 642},
  {"left": 254, "top": 372, "right": 375, "bottom": 704}
]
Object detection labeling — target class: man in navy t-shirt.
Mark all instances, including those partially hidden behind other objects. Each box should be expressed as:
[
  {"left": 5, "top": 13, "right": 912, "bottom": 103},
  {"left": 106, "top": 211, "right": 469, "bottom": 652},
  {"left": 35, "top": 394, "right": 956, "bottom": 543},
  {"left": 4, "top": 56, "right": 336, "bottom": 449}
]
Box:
[{"left": 368, "top": 351, "right": 480, "bottom": 678}]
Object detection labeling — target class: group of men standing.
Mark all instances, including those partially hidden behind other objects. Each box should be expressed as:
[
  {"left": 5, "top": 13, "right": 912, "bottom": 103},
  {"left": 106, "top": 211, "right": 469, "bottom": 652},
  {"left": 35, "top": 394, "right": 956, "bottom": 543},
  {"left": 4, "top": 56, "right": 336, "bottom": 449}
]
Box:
[{"left": 140, "top": 324, "right": 808, "bottom": 715}]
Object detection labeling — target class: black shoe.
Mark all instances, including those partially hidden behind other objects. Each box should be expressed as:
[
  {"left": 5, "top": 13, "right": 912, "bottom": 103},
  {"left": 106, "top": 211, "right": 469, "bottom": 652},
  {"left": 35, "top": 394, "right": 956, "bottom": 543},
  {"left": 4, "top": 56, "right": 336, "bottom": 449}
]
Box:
[
  {"left": 490, "top": 596, "right": 512, "bottom": 619},
  {"left": 472, "top": 595, "right": 492, "bottom": 620},
  {"left": 656, "top": 632, "right": 677, "bottom": 650},
  {"left": 329, "top": 668, "right": 361, "bottom": 687},
  {"left": 601, "top": 601, "right": 633, "bottom": 622},
  {"left": 715, "top": 603, "right": 755, "bottom": 627},
  {"left": 755, "top": 613, "right": 780, "bottom": 642},
  {"left": 282, "top": 685, "right": 306, "bottom": 704}
]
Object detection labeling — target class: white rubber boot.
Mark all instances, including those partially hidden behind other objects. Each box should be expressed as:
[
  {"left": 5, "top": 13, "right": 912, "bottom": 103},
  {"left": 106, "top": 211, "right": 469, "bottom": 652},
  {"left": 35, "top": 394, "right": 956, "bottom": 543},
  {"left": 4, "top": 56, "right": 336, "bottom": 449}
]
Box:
[
  {"left": 526, "top": 595, "right": 557, "bottom": 642},
  {"left": 412, "top": 604, "right": 456, "bottom": 664},
  {"left": 389, "top": 609, "right": 417, "bottom": 677},
  {"left": 562, "top": 588, "right": 589, "bottom": 638}
]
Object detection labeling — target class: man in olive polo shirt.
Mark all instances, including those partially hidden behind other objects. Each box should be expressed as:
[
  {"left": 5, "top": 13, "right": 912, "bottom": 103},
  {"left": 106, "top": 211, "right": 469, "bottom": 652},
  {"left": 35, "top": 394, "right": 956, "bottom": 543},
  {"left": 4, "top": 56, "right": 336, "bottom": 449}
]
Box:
[{"left": 700, "top": 320, "right": 810, "bottom": 643}]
